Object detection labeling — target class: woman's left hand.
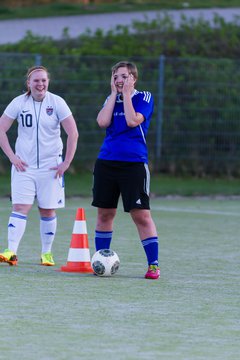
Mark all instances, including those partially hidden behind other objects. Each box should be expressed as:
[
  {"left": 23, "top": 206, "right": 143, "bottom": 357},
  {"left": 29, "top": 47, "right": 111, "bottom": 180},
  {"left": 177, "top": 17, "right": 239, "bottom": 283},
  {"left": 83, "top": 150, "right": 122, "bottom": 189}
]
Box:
[{"left": 50, "top": 161, "right": 70, "bottom": 178}]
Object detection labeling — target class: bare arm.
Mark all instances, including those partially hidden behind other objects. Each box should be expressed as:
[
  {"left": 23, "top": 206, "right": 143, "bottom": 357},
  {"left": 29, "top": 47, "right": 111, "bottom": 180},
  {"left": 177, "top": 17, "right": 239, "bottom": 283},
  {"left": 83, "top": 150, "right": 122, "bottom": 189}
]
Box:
[
  {"left": 96, "top": 74, "right": 117, "bottom": 128},
  {"left": 52, "top": 115, "right": 79, "bottom": 178},
  {"left": 123, "top": 74, "right": 144, "bottom": 127},
  {"left": 0, "top": 114, "right": 28, "bottom": 171}
]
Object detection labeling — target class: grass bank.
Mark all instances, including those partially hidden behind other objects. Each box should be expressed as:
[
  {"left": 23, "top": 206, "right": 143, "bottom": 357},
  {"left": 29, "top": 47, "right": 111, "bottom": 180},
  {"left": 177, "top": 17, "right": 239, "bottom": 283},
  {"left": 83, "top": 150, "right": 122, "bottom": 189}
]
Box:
[{"left": 0, "top": 172, "right": 239, "bottom": 198}]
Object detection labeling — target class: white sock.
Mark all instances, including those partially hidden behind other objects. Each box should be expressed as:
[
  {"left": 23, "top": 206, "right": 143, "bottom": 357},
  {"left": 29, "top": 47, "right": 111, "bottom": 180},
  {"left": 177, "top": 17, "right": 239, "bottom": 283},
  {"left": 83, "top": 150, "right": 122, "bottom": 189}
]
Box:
[
  {"left": 8, "top": 212, "right": 27, "bottom": 254},
  {"left": 40, "top": 216, "right": 57, "bottom": 254}
]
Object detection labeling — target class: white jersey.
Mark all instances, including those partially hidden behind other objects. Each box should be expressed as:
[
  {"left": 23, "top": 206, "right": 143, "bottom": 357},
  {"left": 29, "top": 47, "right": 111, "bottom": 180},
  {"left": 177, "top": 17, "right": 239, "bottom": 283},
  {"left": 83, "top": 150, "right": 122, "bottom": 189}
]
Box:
[{"left": 4, "top": 91, "right": 72, "bottom": 169}]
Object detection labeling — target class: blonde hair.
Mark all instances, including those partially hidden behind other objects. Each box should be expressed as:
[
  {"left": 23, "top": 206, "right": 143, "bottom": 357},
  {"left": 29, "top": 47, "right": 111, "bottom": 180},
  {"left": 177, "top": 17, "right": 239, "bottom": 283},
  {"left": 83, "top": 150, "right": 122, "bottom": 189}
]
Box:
[
  {"left": 26, "top": 65, "right": 50, "bottom": 95},
  {"left": 111, "top": 61, "right": 138, "bottom": 81}
]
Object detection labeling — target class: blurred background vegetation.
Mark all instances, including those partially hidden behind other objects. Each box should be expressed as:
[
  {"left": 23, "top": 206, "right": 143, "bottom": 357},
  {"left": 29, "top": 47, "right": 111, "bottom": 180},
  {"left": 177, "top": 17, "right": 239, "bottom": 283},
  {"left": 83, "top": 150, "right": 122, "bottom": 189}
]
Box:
[{"left": 0, "top": 0, "right": 240, "bottom": 196}]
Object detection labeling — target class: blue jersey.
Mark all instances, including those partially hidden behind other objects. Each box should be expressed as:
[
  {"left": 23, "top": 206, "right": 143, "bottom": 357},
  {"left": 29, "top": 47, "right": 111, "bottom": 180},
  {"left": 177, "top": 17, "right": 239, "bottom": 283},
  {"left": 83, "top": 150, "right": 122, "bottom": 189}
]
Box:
[{"left": 98, "top": 90, "right": 154, "bottom": 163}]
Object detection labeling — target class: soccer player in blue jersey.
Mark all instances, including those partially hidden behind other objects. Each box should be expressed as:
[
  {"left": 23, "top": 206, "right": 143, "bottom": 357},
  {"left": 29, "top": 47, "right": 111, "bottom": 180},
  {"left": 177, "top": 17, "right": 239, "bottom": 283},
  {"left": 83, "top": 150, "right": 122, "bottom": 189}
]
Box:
[
  {"left": 92, "top": 61, "right": 160, "bottom": 279},
  {"left": 0, "top": 65, "right": 78, "bottom": 266}
]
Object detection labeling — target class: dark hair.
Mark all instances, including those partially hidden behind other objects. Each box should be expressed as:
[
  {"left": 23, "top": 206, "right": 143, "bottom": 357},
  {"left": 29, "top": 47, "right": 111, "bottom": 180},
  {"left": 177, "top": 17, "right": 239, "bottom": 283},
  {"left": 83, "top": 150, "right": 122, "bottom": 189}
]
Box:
[{"left": 25, "top": 65, "right": 50, "bottom": 95}]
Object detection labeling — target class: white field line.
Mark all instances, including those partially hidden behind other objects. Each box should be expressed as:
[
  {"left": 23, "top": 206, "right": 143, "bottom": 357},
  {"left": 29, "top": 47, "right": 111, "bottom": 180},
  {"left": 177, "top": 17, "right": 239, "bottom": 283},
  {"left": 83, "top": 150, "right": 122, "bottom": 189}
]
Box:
[
  {"left": 0, "top": 205, "right": 239, "bottom": 217},
  {"left": 151, "top": 206, "right": 240, "bottom": 217},
  {"left": 62, "top": 205, "right": 240, "bottom": 217}
]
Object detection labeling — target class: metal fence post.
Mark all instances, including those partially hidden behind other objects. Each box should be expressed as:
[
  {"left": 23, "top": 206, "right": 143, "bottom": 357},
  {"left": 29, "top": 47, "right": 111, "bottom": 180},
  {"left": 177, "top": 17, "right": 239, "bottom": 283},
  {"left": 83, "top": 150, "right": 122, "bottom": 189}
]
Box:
[
  {"left": 155, "top": 55, "right": 165, "bottom": 172},
  {"left": 35, "top": 54, "right": 42, "bottom": 66}
]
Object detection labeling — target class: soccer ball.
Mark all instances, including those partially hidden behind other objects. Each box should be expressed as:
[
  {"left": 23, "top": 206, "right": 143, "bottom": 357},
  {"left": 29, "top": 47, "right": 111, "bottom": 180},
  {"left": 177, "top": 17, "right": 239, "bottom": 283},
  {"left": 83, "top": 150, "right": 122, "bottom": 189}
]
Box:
[{"left": 91, "top": 249, "right": 120, "bottom": 277}]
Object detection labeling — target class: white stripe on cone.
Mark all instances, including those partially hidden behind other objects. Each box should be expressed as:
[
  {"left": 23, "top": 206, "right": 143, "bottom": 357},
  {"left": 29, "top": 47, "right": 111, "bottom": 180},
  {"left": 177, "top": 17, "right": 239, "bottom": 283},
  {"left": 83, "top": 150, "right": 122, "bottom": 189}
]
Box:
[
  {"left": 67, "top": 248, "right": 91, "bottom": 262},
  {"left": 72, "top": 220, "right": 87, "bottom": 234}
]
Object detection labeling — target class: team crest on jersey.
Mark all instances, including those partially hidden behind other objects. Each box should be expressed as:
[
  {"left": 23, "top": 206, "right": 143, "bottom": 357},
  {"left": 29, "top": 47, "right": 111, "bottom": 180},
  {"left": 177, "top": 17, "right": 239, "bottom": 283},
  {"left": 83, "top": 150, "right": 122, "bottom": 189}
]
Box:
[{"left": 46, "top": 106, "right": 53, "bottom": 115}]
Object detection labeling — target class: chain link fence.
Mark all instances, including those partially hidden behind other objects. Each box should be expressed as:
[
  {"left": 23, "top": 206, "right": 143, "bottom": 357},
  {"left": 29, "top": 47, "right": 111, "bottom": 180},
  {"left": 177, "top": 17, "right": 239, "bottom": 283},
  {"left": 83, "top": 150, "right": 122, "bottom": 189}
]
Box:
[{"left": 0, "top": 53, "right": 239, "bottom": 176}]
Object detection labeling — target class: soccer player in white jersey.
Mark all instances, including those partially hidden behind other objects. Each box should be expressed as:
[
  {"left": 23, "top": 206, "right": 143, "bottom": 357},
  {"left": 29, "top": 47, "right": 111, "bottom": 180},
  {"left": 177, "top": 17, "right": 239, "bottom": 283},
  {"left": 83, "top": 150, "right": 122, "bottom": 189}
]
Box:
[
  {"left": 92, "top": 61, "right": 160, "bottom": 279},
  {"left": 0, "top": 65, "right": 78, "bottom": 266}
]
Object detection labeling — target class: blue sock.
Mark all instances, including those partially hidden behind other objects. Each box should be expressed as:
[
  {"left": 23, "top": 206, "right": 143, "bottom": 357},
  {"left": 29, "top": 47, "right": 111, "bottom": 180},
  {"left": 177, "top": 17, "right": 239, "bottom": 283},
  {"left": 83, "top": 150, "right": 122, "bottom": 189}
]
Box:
[
  {"left": 142, "top": 237, "right": 159, "bottom": 266},
  {"left": 95, "top": 230, "right": 113, "bottom": 251}
]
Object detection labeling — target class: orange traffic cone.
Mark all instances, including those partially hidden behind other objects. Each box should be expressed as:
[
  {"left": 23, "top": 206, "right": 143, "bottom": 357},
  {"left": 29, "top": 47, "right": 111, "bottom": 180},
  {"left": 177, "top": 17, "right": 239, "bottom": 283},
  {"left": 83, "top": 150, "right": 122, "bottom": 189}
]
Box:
[{"left": 60, "top": 208, "right": 93, "bottom": 273}]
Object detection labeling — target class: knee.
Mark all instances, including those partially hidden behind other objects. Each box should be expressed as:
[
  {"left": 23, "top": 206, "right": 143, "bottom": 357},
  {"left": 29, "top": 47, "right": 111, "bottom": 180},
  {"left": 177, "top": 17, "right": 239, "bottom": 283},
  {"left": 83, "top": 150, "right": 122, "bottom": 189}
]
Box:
[
  {"left": 131, "top": 209, "right": 152, "bottom": 227},
  {"left": 13, "top": 204, "right": 32, "bottom": 215},
  {"left": 97, "top": 209, "right": 116, "bottom": 224},
  {"left": 39, "top": 208, "right": 56, "bottom": 218}
]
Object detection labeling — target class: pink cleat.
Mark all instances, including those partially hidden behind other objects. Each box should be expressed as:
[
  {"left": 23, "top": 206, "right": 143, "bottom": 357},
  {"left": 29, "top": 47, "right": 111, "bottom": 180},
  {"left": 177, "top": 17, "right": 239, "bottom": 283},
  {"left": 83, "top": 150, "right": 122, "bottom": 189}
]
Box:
[{"left": 145, "top": 265, "right": 160, "bottom": 279}]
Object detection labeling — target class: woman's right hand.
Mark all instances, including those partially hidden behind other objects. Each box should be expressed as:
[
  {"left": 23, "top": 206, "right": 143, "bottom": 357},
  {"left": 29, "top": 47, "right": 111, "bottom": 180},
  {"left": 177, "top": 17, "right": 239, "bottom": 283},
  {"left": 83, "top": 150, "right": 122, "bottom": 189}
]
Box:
[
  {"left": 11, "top": 155, "right": 28, "bottom": 172},
  {"left": 110, "top": 73, "right": 117, "bottom": 94}
]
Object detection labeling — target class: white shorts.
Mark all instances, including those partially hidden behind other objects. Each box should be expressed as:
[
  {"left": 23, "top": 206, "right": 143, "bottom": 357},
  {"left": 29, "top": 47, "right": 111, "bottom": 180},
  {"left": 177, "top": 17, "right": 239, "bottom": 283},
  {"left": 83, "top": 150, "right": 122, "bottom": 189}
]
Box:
[{"left": 11, "top": 166, "right": 65, "bottom": 209}]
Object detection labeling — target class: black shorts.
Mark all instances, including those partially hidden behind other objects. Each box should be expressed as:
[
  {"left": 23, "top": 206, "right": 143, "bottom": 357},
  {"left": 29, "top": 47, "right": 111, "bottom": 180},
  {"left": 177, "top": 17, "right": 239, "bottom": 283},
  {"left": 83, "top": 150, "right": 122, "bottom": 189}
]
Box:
[{"left": 92, "top": 159, "right": 150, "bottom": 212}]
